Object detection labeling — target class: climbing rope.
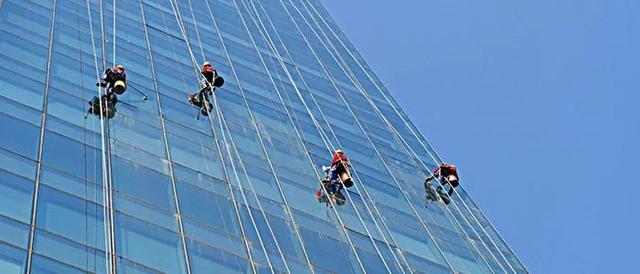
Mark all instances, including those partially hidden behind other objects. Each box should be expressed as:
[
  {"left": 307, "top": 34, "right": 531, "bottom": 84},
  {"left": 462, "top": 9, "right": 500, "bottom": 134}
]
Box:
[
  {"left": 237, "top": 1, "right": 408, "bottom": 273},
  {"left": 74, "top": 6, "right": 101, "bottom": 272},
  {"left": 112, "top": 0, "right": 116, "bottom": 67},
  {"left": 185, "top": 0, "right": 296, "bottom": 272},
  {"left": 165, "top": 0, "right": 278, "bottom": 272},
  {"left": 200, "top": 1, "right": 337, "bottom": 272},
  {"left": 85, "top": 0, "right": 114, "bottom": 272}
]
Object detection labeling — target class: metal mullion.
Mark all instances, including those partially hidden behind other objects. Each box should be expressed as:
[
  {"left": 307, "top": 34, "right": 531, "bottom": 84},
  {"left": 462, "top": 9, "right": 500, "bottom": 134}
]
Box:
[
  {"left": 204, "top": 0, "right": 321, "bottom": 272},
  {"left": 138, "top": 2, "right": 194, "bottom": 273},
  {"left": 25, "top": 0, "right": 59, "bottom": 272}
]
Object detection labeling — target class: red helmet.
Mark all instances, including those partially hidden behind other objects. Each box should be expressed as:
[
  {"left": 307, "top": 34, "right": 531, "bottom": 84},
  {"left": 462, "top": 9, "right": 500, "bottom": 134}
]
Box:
[{"left": 115, "top": 64, "right": 124, "bottom": 71}]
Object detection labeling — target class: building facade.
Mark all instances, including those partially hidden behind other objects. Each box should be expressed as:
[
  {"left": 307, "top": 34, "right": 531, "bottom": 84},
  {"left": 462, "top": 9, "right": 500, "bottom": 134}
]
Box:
[{"left": 0, "top": 0, "right": 526, "bottom": 273}]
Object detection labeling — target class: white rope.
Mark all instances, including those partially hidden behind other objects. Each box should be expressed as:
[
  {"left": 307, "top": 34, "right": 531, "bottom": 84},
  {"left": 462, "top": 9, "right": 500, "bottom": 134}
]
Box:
[
  {"left": 85, "top": 0, "right": 114, "bottom": 273},
  {"left": 184, "top": 0, "right": 294, "bottom": 272},
  {"left": 234, "top": 1, "right": 392, "bottom": 273},
  {"left": 166, "top": 0, "right": 276, "bottom": 272},
  {"left": 178, "top": 0, "right": 288, "bottom": 272},
  {"left": 106, "top": 1, "right": 118, "bottom": 270},
  {"left": 200, "top": 1, "right": 330, "bottom": 273},
  {"left": 239, "top": 1, "right": 409, "bottom": 273},
  {"left": 140, "top": 2, "right": 257, "bottom": 273},
  {"left": 230, "top": 0, "right": 392, "bottom": 272},
  {"left": 112, "top": 0, "right": 116, "bottom": 66},
  {"left": 134, "top": 2, "right": 197, "bottom": 274},
  {"left": 296, "top": 1, "right": 515, "bottom": 272}
]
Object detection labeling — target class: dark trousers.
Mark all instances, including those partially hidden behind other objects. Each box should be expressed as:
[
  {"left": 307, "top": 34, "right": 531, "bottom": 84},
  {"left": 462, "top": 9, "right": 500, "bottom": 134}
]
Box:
[{"left": 327, "top": 163, "right": 343, "bottom": 194}]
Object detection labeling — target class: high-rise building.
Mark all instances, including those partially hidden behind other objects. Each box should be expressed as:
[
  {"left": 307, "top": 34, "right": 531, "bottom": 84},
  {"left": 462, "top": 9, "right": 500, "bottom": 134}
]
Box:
[{"left": 0, "top": 0, "right": 526, "bottom": 273}]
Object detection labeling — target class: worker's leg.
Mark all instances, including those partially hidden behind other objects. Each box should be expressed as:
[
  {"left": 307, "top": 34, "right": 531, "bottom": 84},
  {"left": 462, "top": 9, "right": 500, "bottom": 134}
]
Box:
[
  {"left": 436, "top": 186, "right": 451, "bottom": 205},
  {"left": 445, "top": 175, "right": 458, "bottom": 196},
  {"left": 447, "top": 184, "right": 455, "bottom": 196},
  {"left": 425, "top": 181, "right": 438, "bottom": 202},
  {"left": 339, "top": 171, "right": 352, "bottom": 187}
]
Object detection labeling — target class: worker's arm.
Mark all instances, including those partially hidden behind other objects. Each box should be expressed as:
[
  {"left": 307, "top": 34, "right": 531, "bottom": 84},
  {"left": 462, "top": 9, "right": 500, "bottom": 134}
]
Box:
[
  {"left": 432, "top": 166, "right": 440, "bottom": 176},
  {"left": 341, "top": 155, "right": 351, "bottom": 167}
]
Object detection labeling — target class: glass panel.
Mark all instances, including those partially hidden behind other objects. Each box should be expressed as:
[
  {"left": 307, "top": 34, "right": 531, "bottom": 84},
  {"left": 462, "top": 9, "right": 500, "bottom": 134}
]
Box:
[
  {"left": 111, "top": 156, "right": 175, "bottom": 211},
  {"left": 0, "top": 149, "right": 37, "bottom": 179},
  {"left": 187, "top": 240, "right": 250, "bottom": 274},
  {"left": 30, "top": 254, "right": 86, "bottom": 274},
  {"left": 115, "top": 213, "right": 187, "bottom": 274},
  {"left": 36, "top": 185, "right": 105, "bottom": 249},
  {"left": 0, "top": 113, "right": 40, "bottom": 159},
  {"left": 42, "top": 130, "right": 100, "bottom": 180},
  {"left": 177, "top": 181, "right": 238, "bottom": 235},
  {"left": 0, "top": 169, "right": 34, "bottom": 223},
  {"left": 299, "top": 227, "right": 356, "bottom": 274},
  {"left": 33, "top": 229, "right": 105, "bottom": 273},
  {"left": 0, "top": 215, "right": 30, "bottom": 249},
  {"left": 0, "top": 243, "right": 26, "bottom": 274}
]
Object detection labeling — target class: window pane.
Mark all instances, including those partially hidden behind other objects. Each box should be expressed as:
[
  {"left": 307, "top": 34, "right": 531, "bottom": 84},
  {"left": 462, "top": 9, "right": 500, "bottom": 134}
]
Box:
[
  {"left": 0, "top": 113, "right": 40, "bottom": 159},
  {"left": 0, "top": 170, "right": 34, "bottom": 223},
  {"left": 177, "top": 182, "right": 238, "bottom": 235},
  {"left": 0, "top": 149, "right": 36, "bottom": 179},
  {"left": 36, "top": 185, "right": 105, "bottom": 249},
  {"left": 42, "top": 130, "right": 98, "bottom": 180},
  {"left": 33, "top": 229, "right": 105, "bottom": 273},
  {"left": 187, "top": 240, "right": 249, "bottom": 274},
  {"left": 111, "top": 156, "right": 175, "bottom": 211},
  {"left": 115, "top": 213, "right": 187, "bottom": 274},
  {"left": 300, "top": 228, "right": 356, "bottom": 274},
  {"left": 0, "top": 215, "right": 29, "bottom": 248},
  {"left": 30, "top": 254, "right": 86, "bottom": 274},
  {"left": 0, "top": 243, "right": 26, "bottom": 274}
]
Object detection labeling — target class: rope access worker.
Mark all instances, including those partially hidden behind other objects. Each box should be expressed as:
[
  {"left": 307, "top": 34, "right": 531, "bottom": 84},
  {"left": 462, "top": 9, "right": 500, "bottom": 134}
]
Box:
[
  {"left": 89, "top": 64, "right": 127, "bottom": 119},
  {"left": 424, "top": 163, "right": 459, "bottom": 205},
  {"left": 316, "top": 149, "right": 353, "bottom": 205},
  {"left": 88, "top": 93, "right": 118, "bottom": 119},
  {"left": 188, "top": 61, "right": 224, "bottom": 117},
  {"left": 97, "top": 64, "right": 127, "bottom": 94}
]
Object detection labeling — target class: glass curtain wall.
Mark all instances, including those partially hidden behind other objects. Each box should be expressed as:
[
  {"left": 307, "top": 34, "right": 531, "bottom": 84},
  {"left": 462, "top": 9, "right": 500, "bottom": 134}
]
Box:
[{"left": 0, "top": 0, "right": 526, "bottom": 273}]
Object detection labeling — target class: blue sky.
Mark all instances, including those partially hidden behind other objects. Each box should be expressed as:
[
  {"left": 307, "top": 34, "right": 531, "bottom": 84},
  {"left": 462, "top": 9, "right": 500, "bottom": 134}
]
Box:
[{"left": 322, "top": 0, "right": 639, "bottom": 273}]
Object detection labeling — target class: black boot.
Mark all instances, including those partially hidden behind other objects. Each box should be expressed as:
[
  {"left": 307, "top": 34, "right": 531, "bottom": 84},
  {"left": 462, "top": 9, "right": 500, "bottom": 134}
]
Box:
[
  {"left": 437, "top": 186, "right": 451, "bottom": 205},
  {"left": 333, "top": 190, "right": 346, "bottom": 206}
]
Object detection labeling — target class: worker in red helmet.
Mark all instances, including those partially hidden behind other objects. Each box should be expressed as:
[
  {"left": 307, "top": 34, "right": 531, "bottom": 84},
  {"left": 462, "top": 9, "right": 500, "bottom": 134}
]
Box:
[
  {"left": 424, "top": 163, "right": 459, "bottom": 205},
  {"left": 201, "top": 62, "right": 217, "bottom": 83},
  {"left": 329, "top": 149, "right": 353, "bottom": 186},
  {"left": 91, "top": 64, "right": 126, "bottom": 119},
  {"left": 189, "top": 61, "right": 224, "bottom": 117},
  {"left": 316, "top": 149, "right": 353, "bottom": 206},
  {"left": 97, "top": 64, "right": 127, "bottom": 95}
]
